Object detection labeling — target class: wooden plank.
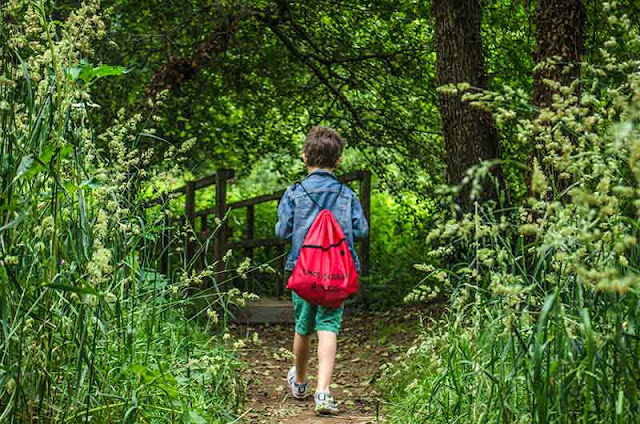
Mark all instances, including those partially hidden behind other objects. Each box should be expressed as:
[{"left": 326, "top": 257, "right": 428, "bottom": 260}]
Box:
[
  {"left": 200, "top": 215, "right": 208, "bottom": 233},
  {"left": 214, "top": 169, "right": 234, "bottom": 272},
  {"left": 193, "top": 174, "right": 218, "bottom": 190},
  {"left": 194, "top": 207, "right": 215, "bottom": 218},
  {"left": 199, "top": 215, "right": 207, "bottom": 270},
  {"left": 231, "top": 299, "right": 354, "bottom": 324},
  {"left": 232, "top": 299, "right": 294, "bottom": 324},
  {"left": 338, "top": 170, "right": 364, "bottom": 183},
  {"left": 226, "top": 237, "right": 287, "bottom": 250},
  {"left": 145, "top": 173, "right": 218, "bottom": 208},
  {"left": 224, "top": 171, "right": 361, "bottom": 211},
  {"left": 228, "top": 191, "right": 285, "bottom": 209},
  {"left": 276, "top": 244, "right": 285, "bottom": 297},
  {"left": 246, "top": 205, "right": 255, "bottom": 242},
  {"left": 214, "top": 172, "right": 227, "bottom": 271},
  {"left": 144, "top": 189, "right": 185, "bottom": 209}
]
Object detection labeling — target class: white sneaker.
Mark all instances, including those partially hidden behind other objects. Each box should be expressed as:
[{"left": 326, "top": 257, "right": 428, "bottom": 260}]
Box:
[
  {"left": 287, "top": 367, "right": 308, "bottom": 399},
  {"left": 314, "top": 392, "right": 339, "bottom": 415}
]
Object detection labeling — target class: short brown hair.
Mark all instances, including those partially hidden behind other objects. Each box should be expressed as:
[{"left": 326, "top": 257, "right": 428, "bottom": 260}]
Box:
[{"left": 303, "top": 126, "right": 346, "bottom": 168}]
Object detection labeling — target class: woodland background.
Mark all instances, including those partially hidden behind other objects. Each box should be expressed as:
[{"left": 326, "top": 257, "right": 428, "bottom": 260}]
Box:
[{"left": 1, "top": 0, "right": 640, "bottom": 423}]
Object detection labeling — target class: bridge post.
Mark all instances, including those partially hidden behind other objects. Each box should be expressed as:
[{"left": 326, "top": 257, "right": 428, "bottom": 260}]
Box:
[
  {"left": 358, "top": 170, "right": 371, "bottom": 276},
  {"left": 276, "top": 244, "right": 285, "bottom": 297},
  {"left": 199, "top": 215, "right": 208, "bottom": 270},
  {"left": 214, "top": 169, "right": 235, "bottom": 275}
]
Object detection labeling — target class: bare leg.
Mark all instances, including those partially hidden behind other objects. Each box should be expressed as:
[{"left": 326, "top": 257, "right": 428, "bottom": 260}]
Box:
[
  {"left": 294, "top": 332, "right": 311, "bottom": 383},
  {"left": 316, "top": 330, "right": 337, "bottom": 393}
]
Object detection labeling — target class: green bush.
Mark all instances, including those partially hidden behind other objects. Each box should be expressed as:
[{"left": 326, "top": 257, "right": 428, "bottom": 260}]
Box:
[
  {"left": 384, "top": 6, "right": 640, "bottom": 423},
  {"left": 177, "top": 155, "right": 436, "bottom": 303},
  {"left": 0, "top": 2, "right": 244, "bottom": 422},
  {"left": 361, "top": 191, "right": 435, "bottom": 308}
]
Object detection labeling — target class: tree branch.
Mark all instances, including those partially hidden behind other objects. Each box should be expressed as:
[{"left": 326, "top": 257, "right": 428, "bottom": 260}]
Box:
[
  {"left": 262, "top": 17, "right": 367, "bottom": 129},
  {"left": 146, "top": 11, "right": 251, "bottom": 98}
]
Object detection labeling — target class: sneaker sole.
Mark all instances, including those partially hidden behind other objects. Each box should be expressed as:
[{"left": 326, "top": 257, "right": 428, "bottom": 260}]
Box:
[
  {"left": 287, "top": 368, "right": 308, "bottom": 400},
  {"left": 315, "top": 407, "right": 339, "bottom": 416},
  {"left": 291, "top": 391, "right": 308, "bottom": 400},
  {"left": 289, "top": 383, "right": 308, "bottom": 400}
]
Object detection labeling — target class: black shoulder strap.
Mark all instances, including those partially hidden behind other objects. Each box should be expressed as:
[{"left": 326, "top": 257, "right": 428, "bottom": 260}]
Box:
[
  {"left": 298, "top": 178, "right": 344, "bottom": 211},
  {"left": 297, "top": 182, "right": 320, "bottom": 209}
]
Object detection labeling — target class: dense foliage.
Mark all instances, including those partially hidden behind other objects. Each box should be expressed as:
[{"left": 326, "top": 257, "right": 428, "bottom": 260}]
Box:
[
  {"left": 0, "top": 2, "right": 246, "bottom": 422},
  {"left": 383, "top": 4, "right": 640, "bottom": 422},
  {"left": 86, "top": 0, "right": 436, "bottom": 190},
  {"left": 77, "top": 0, "right": 535, "bottom": 190},
  {"left": 3, "top": 0, "right": 640, "bottom": 423}
]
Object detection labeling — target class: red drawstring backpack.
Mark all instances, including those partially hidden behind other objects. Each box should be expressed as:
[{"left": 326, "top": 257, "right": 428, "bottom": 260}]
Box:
[{"left": 286, "top": 183, "right": 359, "bottom": 308}]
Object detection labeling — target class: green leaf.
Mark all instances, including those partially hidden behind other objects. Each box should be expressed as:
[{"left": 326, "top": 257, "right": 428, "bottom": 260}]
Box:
[
  {"left": 68, "top": 66, "right": 82, "bottom": 80},
  {"left": 1, "top": 154, "right": 9, "bottom": 174},
  {"left": 38, "top": 145, "right": 72, "bottom": 166},
  {"left": 581, "top": 308, "right": 594, "bottom": 355},
  {"left": 182, "top": 410, "right": 207, "bottom": 424},
  {"left": 72, "top": 64, "right": 128, "bottom": 82},
  {"left": 14, "top": 156, "right": 34, "bottom": 180},
  {"left": 63, "top": 181, "right": 79, "bottom": 194},
  {"left": 80, "top": 177, "right": 101, "bottom": 189},
  {"left": 59, "top": 145, "right": 74, "bottom": 159},
  {"left": 0, "top": 212, "right": 26, "bottom": 232},
  {"left": 537, "top": 290, "right": 556, "bottom": 336},
  {"left": 14, "top": 50, "right": 34, "bottom": 118},
  {"left": 46, "top": 283, "right": 100, "bottom": 296},
  {"left": 39, "top": 146, "right": 56, "bottom": 164},
  {"left": 129, "top": 364, "right": 152, "bottom": 376},
  {"left": 17, "top": 145, "right": 75, "bottom": 182},
  {"left": 617, "top": 389, "right": 624, "bottom": 415}
]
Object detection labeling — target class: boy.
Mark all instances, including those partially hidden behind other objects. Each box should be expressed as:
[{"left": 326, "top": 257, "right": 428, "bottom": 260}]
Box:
[{"left": 275, "top": 126, "right": 369, "bottom": 415}]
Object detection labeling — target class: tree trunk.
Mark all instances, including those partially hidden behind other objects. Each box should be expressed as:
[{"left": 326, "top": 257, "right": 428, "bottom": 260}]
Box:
[
  {"left": 433, "top": 0, "right": 500, "bottom": 204},
  {"left": 530, "top": 0, "right": 586, "bottom": 195},
  {"left": 532, "top": 0, "right": 586, "bottom": 109}
]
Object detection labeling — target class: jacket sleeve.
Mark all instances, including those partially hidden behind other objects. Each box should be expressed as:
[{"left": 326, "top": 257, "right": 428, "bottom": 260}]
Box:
[
  {"left": 351, "top": 195, "right": 369, "bottom": 240},
  {"left": 275, "top": 188, "right": 294, "bottom": 240}
]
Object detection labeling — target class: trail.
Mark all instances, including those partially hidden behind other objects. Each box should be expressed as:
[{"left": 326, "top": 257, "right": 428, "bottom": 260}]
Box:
[{"left": 231, "top": 308, "right": 424, "bottom": 424}]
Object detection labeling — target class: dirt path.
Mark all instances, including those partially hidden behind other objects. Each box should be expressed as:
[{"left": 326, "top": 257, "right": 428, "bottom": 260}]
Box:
[{"left": 230, "top": 308, "right": 422, "bottom": 424}]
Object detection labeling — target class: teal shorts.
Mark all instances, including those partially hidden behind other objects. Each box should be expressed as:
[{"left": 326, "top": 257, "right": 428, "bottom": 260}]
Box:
[{"left": 292, "top": 292, "right": 344, "bottom": 336}]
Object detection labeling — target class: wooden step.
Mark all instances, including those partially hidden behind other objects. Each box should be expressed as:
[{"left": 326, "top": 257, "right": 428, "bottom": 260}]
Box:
[{"left": 232, "top": 298, "right": 294, "bottom": 324}]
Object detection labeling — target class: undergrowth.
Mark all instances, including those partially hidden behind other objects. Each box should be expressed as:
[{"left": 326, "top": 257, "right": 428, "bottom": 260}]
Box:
[
  {"left": 383, "top": 4, "right": 640, "bottom": 423},
  {"left": 0, "top": 2, "right": 245, "bottom": 422}
]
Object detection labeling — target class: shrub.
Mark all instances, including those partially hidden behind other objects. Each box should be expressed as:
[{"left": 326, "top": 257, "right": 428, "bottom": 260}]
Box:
[
  {"left": 384, "top": 4, "right": 640, "bottom": 423},
  {"left": 0, "top": 2, "right": 244, "bottom": 422}
]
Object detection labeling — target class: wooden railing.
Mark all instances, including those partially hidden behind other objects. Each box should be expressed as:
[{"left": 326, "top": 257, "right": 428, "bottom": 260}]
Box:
[{"left": 147, "top": 169, "right": 371, "bottom": 295}]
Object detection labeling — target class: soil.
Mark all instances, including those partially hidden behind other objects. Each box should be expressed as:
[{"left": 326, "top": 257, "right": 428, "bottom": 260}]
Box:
[{"left": 230, "top": 307, "right": 427, "bottom": 424}]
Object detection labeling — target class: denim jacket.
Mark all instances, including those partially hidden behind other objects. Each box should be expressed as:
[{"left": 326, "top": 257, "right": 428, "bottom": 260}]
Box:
[{"left": 275, "top": 170, "right": 369, "bottom": 272}]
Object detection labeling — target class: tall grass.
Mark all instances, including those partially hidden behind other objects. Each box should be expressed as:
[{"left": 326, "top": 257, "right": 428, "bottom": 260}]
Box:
[
  {"left": 0, "top": 2, "right": 244, "bottom": 422},
  {"left": 383, "top": 5, "right": 640, "bottom": 423}
]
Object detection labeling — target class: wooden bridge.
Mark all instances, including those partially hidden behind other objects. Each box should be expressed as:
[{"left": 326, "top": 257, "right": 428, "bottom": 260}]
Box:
[{"left": 146, "top": 169, "right": 371, "bottom": 307}]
